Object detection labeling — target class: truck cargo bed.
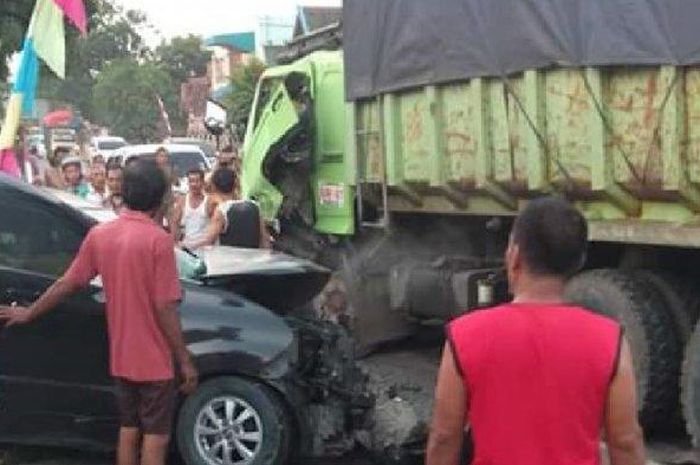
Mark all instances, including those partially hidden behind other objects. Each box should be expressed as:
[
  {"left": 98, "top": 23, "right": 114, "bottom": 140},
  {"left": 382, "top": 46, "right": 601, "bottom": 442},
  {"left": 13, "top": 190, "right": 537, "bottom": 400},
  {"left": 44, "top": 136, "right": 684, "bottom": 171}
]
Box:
[{"left": 351, "top": 66, "right": 700, "bottom": 240}]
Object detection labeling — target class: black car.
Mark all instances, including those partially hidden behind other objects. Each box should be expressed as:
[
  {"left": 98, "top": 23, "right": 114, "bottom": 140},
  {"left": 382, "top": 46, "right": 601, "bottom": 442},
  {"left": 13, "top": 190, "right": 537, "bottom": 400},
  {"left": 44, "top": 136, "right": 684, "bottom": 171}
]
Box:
[{"left": 0, "top": 175, "right": 369, "bottom": 465}]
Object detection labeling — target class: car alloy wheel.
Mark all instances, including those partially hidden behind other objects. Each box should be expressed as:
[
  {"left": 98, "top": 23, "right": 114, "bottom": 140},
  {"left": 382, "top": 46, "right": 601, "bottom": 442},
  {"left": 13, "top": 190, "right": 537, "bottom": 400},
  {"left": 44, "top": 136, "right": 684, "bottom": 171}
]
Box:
[{"left": 195, "top": 396, "right": 264, "bottom": 465}]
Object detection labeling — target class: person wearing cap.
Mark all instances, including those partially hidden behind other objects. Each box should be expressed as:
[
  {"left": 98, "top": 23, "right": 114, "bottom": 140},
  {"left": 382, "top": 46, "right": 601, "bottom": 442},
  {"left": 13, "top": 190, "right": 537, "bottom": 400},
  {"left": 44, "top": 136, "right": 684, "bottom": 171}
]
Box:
[{"left": 62, "top": 155, "right": 90, "bottom": 198}]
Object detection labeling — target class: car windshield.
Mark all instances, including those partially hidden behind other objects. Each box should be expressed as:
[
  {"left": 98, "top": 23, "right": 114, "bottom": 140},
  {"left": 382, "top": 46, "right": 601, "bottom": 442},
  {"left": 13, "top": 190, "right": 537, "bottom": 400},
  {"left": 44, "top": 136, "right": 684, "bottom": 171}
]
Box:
[
  {"left": 134, "top": 152, "right": 207, "bottom": 178},
  {"left": 98, "top": 140, "right": 126, "bottom": 150}
]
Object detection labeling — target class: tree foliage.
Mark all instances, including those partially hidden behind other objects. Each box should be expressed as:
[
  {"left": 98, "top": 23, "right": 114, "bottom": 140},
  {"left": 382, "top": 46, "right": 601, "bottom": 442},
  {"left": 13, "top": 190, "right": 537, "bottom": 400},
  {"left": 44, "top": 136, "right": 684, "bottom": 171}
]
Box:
[
  {"left": 1, "top": 0, "right": 210, "bottom": 140},
  {"left": 39, "top": 0, "right": 150, "bottom": 119},
  {"left": 0, "top": 0, "right": 34, "bottom": 82},
  {"left": 155, "top": 35, "right": 210, "bottom": 84},
  {"left": 152, "top": 34, "right": 211, "bottom": 135},
  {"left": 92, "top": 59, "right": 174, "bottom": 143},
  {"left": 223, "top": 59, "right": 266, "bottom": 141}
]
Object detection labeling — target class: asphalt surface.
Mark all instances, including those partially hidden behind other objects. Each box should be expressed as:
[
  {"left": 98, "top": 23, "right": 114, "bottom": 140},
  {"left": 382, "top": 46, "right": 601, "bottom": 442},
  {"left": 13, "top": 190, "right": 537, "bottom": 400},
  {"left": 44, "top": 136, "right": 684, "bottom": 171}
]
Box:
[
  {"left": 3, "top": 443, "right": 700, "bottom": 465},
  {"left": 0, "top": 447, "right": 382, "bottom": 465}
]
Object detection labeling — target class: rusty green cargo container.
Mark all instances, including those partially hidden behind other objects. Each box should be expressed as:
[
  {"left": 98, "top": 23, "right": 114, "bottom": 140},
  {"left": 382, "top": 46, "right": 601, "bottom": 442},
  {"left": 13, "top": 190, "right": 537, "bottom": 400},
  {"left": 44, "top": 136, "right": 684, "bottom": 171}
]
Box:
[{"left": 349, "top": 65, "right": 700, "bottom": 247}]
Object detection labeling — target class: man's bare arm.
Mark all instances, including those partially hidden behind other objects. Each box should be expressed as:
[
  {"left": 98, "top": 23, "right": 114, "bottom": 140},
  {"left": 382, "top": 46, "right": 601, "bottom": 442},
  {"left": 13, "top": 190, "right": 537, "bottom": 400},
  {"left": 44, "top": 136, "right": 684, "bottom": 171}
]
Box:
[
  {"left": 426, "top": 342, "right": 467, "bottom": 465},
  {"left": 184, "top": 210, "right": 224, "bottom": 249},
  {"left": 0, "top": 278, "right": 82, "bottom": 326},
  {"left": 259, "top": 217, "right": 272, "bottom": 249},
  {"left": 171, "top": 196, "right": 184, "bottom": 241},
  {"left": 153, "top": 301, "right": 198, "bottom": 393},
  {"left": 605, "top": 338, "right": 645, "bottom": 465}
]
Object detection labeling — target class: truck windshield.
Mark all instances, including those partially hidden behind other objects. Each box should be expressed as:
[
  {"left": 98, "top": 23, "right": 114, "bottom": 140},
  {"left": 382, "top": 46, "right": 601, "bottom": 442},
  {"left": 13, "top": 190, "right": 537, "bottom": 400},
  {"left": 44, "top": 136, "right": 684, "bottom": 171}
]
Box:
[{"left": 252, "top": 78, "right": 282, "bottom": 131}]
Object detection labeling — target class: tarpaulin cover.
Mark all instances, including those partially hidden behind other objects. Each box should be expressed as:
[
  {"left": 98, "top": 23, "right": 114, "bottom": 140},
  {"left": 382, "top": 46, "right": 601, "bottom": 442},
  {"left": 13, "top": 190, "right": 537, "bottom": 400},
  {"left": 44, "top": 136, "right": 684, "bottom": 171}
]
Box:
[{"left": 343, "top": 0, "right": 700, "bottom": 100}]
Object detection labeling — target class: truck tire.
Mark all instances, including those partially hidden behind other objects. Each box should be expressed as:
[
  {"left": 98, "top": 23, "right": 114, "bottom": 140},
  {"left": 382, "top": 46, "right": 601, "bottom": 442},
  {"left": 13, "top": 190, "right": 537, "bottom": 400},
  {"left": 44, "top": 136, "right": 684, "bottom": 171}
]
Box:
[
  {"left": 634, "top": 271, "right": 698, "bottom": 346},
  {"left": 681, "top": 322, "right": 700, "bottom": 446},
  {"left": 565, "top": 269, "right": 682, "bottom": 432},
  {"left": 176, "top": 377, "right": 291, "bottom": 465}
]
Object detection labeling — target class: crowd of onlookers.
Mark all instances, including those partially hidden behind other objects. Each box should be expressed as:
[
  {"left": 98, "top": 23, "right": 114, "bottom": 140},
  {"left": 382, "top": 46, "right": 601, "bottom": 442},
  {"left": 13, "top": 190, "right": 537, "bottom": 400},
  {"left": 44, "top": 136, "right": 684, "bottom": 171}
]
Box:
[
  {"left": 26, "top": 145, "right": 126, "bottom": 212},
  {"left": 1, "top": 142, "right": 268, "bottom": 252}
]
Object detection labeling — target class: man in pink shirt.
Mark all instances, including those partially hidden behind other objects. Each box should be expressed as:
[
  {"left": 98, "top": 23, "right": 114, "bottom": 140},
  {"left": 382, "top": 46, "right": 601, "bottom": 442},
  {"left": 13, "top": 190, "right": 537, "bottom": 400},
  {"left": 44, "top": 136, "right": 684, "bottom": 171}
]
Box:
[{"left": 0, "top": 160, "right": 198, "bottom": 465}]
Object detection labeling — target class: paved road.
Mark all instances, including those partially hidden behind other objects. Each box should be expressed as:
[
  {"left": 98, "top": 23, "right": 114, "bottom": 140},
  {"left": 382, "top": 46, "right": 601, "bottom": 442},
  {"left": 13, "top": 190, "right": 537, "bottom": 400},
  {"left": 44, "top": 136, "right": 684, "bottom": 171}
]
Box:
[
  {"left": 0, "top": 447, "right": 383, "bottom": 465},
  {"left": 1, "top": 442, "right": 697, "bottom": 465}
]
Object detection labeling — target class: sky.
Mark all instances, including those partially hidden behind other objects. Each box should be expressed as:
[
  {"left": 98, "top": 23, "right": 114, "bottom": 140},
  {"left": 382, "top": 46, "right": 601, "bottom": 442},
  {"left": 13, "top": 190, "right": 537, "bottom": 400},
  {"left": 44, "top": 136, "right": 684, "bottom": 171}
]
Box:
[{"left": 116, "top": 0, "right": 342, "bottom": 45}]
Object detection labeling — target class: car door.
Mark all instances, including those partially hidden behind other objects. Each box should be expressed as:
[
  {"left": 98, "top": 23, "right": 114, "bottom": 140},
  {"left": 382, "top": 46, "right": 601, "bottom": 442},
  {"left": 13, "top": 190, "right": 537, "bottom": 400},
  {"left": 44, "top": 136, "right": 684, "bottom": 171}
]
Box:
[{"left": 0, "top": 193, "right": 116, "bottom": 445}]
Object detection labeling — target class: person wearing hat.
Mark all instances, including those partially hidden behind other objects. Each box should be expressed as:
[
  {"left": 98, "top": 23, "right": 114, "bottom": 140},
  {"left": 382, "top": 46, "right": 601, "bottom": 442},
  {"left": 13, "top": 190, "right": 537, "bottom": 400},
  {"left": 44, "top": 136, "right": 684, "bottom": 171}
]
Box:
[{"left": 62, "top": 155, "right": 90, "bottom": 198}]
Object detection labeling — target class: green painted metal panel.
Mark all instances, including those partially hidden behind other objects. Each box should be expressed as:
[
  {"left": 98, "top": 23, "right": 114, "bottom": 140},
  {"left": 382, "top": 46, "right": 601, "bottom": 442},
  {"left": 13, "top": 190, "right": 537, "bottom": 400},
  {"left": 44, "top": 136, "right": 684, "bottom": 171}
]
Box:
[
  {"left": 311, "top": 59, "right": 355, "bottom": 235},
  {"left": 352, "top": 63, "right": 700, "bottom": 224}
]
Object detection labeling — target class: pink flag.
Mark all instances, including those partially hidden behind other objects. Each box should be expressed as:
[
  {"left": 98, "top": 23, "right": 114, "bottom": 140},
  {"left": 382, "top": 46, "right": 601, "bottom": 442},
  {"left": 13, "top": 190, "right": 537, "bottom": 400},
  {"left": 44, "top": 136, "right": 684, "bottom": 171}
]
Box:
[
  {"left": 51, "top": 0, "right": 87, "bottom": 34},
  {"left": 0, "top": 149, "right": 21, "bottom": 179}
]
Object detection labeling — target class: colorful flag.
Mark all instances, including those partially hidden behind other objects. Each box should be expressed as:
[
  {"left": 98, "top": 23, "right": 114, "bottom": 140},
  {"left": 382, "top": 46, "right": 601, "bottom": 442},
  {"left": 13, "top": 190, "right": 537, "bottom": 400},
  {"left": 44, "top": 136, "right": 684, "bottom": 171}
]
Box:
[
  {"left": 52, "top": 0, "right": 87, "bottom": 35},
  {"left": 29, "top": 0, "right": 67, "bottom": 79},
  {"left": 0, "top": 0, "right": 85, "bottom": 150},
  {"left": 14, "top": 39, "right": 40, "bottom": 116}
]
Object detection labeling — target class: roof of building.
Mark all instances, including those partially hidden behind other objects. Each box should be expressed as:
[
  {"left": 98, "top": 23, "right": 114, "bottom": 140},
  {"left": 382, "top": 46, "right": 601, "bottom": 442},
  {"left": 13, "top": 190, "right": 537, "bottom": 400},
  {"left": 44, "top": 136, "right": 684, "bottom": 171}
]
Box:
[
  {"left": 294, "top": 6, "right": 342, "bottom": 37},
  {"left": 203, "top": 32, "right": 256, "bottom": 53}
]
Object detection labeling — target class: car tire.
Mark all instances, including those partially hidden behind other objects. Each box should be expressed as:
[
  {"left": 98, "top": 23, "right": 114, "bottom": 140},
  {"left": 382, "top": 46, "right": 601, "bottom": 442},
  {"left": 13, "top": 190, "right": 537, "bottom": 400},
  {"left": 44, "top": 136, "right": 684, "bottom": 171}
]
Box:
[
  {"left": 176, "top": 376, "right": 291, "bottom": 465},
  {"left": 565, "top": 269, "right": 682, "bottom": 433}
]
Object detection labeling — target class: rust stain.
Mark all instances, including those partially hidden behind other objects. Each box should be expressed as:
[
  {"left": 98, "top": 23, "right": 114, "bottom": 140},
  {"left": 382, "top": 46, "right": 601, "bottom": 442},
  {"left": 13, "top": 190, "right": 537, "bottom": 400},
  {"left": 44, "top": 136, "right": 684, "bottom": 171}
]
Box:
[
  {"left": 444, "top": 131, "right": 475, "bottom": 159},
  {"left": 643, "top": 73, "right": 658, "bottom": 127},
  {"left": 405, "top": 102, "right": 423, "bottom": 143},
  {"left": 510, "top": 133, "right": 521, "bottom": 150},
  {"left": 546, "top": 83, "right": 590, "bottom": 112},
  {"left": 366, "top": 135, "right": 384, "bottom": 179}
]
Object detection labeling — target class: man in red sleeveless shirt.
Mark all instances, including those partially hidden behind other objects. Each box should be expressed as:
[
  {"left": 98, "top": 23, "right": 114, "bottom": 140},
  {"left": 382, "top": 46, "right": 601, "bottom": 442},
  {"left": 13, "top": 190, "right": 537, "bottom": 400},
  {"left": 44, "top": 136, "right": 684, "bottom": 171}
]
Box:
[{"left": 426, "top": 197, "right": 645, "bottom": 465}]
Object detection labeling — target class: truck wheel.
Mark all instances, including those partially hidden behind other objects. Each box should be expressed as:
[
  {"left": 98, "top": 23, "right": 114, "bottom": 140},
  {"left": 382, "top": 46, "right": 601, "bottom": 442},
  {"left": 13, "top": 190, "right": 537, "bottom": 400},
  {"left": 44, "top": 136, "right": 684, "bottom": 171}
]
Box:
[
  {"left": 682, "top": 322, "right": 700, "bottom": 445},
  {"left": 634, "top": 271, "right": 698, "bottom": 346},
  {"left": 176, "top": 377, "right": 291, "bottom": 465},
  {"left": 565, "top": 269, "right": 682, "bottom": 432}
]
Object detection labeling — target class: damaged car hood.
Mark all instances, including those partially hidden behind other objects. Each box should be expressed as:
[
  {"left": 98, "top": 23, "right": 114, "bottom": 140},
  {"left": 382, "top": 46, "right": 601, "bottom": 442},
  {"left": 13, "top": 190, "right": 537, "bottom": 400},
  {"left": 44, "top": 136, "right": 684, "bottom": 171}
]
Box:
[{"left": 193, "top": 246, "right": 331, "bottom": 314}]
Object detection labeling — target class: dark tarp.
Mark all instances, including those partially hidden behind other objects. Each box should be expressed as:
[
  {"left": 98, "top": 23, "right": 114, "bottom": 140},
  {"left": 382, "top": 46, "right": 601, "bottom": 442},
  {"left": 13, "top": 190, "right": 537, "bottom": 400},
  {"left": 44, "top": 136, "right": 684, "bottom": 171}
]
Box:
[{"left": 343, "top": 0, "right": 700, "bottom": 100}]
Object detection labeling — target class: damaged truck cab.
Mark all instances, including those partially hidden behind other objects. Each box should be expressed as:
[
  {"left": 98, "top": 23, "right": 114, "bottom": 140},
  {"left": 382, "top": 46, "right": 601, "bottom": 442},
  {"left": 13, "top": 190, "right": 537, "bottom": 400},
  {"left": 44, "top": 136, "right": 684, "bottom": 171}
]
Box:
[{"left": 241, "top": 51, "right": 353, "bottom": 243}]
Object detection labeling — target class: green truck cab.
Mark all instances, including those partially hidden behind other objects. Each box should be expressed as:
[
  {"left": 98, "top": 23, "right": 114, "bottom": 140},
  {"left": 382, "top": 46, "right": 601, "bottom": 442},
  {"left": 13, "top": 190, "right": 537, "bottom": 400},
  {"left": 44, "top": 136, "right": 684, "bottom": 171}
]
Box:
[{"left": 242, "top": 51, "right": 353, "bottom": 237}]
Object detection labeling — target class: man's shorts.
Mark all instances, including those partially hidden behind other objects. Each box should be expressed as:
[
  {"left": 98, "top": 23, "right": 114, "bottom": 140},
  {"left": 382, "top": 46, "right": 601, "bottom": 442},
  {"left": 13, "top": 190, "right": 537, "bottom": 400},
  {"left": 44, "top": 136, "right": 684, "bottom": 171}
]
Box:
[{"left": 115, "top": 378, "right": 177, "bottom": 435}]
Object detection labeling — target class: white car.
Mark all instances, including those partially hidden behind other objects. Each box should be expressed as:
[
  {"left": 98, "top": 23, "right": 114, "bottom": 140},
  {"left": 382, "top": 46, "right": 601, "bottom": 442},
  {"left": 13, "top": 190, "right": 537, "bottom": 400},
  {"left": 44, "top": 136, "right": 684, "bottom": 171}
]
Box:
[
  {"left": 113, "top": 144, "right": 211, "bottom": 193},
  {"left": 90, "top": 136, "right": 128, "bottom": 161}
]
